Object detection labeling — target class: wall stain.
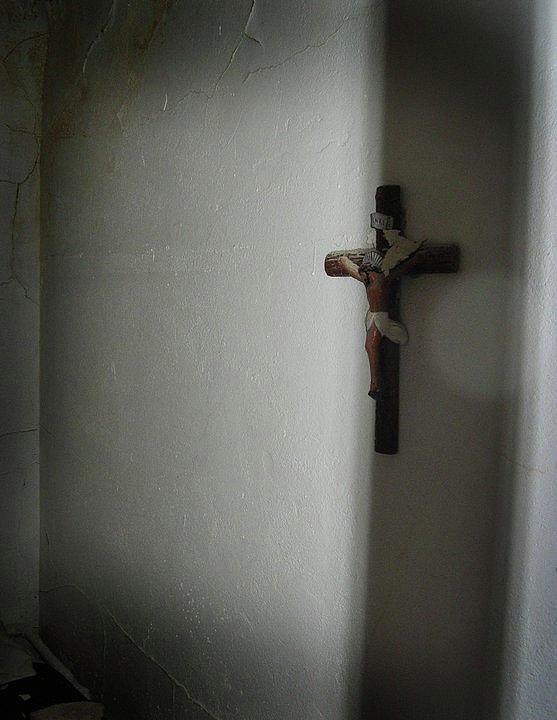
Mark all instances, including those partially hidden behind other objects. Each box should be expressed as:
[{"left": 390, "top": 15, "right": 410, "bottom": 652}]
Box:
[{"left": 47, "top": 0, "right": 174, "bottom": 139}]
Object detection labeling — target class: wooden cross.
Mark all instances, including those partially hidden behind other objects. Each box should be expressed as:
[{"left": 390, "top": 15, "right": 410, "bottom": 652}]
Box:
[{"left": 324, "top": 186, "right": 460, "bottom": 455}]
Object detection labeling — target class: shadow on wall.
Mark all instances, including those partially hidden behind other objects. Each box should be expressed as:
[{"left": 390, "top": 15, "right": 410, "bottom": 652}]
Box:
[
  {"left": 40, "top": 575, "right": 334, "bottom": 720},
  {"left": 358, "top": 2, "right": 532, "bottom": 719}
]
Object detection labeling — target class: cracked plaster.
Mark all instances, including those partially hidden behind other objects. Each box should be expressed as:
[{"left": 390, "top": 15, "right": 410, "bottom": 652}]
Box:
[{"left": 0, "top": 3, "right": 45, "bottom": 631}]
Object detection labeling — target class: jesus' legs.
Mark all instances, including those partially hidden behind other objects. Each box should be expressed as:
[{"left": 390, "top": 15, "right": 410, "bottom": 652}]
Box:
[{"left": 365, "top": 324, "right": 382, "bottom": 399}]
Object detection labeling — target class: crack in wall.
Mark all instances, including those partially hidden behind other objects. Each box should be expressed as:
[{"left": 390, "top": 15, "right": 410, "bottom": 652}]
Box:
[
  {"left": 0, "top": 137, "right": 40, "bottom": 185},
  {"left": 243, "top": 0, "right": 262, "bottom": 47},
  {"left": 3, "top": 122, "right": 39, "bottom": 137},
  {"left": 1, "top": 55, "right": 41, "bottom": 116},
  {"left": 82, "top": 0, "right": 116, "bottom": 75},
  {"left": 1, "top": 29, "right": 47, "bottom": 120},
  {"left": 243, "top": 13, "right": 351, "bottom": 83},
  {"left": 0, "top": 104, "right": 41, "bottom": 302},
  {"left": 210, "top": 0, "right": 262, "bottom": 97},
  {"left": 175, "top": 0, "right": 262, "bottom": 110},
  {"left": 3, "top": 33, "right": 48, "bottom": 62},
  {"left": 40, "top": 583, "right": 222, "bottom": 720},
  {"left": 0, "top": 168, "right": 39, "bottom": 306},
  {"left": 18, "top": 134, "right": 40, "bottom": 185},
  {"left": 0, "top": 427, "right": 38, "bottom": 440},
  {"left": 0, "top": 23, "right": 43, "bottom": 303}
]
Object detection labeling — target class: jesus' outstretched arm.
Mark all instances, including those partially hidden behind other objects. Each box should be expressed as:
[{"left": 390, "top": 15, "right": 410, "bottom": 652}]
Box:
[{"left": 339, "top": 256, "right": 364, "bottom": 282}]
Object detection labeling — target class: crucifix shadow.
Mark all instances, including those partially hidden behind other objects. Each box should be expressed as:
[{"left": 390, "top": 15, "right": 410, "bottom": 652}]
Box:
[{"left": 336, "top": 2, "right": 530, "bottom": 718}]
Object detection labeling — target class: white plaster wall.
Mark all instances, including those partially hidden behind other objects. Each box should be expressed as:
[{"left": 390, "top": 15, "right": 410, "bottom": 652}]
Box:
[
  {"left": 40, "top": 1, "right": 384, "bottom": 718},
  {"left": 38, "top": 2, "right": 542, "bottom": 720},
  {"left": 0, "top": 0, "right": 45, "bottom": 632},
  {"left": 492, "top": 2, "right": 557, "bottom": 718}
]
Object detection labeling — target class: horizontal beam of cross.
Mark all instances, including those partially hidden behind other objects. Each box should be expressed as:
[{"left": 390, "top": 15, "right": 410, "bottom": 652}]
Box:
[{"left": 324, "top": 244, "right": 460, "bottom": 277}]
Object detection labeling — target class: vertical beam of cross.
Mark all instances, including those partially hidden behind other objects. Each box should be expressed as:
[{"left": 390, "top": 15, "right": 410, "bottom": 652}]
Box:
[
  {"left": 373, "top": 185, "right": 404, "bottom": 454},
  {"left": 324, "top": 186, "right": 459, "bottom": 454}
]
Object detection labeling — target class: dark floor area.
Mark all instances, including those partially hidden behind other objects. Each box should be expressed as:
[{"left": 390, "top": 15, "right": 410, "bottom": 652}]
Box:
[{"left": 1, "top": 661, "right": 86, "bottom": 719}]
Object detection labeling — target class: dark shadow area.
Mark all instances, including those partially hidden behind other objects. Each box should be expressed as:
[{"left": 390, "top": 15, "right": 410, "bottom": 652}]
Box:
[
  {"left": 0, "top": 660, "right": 87, "bottom": 719},
  {"left": 359, "top": 2, "right": 533, "bottom": 718}
]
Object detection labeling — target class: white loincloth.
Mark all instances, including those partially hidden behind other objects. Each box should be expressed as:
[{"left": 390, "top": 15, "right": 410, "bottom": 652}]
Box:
[{"left": 365, "top": 311, "right": 409, "bottom": 345}]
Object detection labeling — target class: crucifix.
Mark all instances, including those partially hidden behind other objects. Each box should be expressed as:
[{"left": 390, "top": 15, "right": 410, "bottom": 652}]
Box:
[{"left": 324, "top": 185, "right": 460, "bottom": 454}]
